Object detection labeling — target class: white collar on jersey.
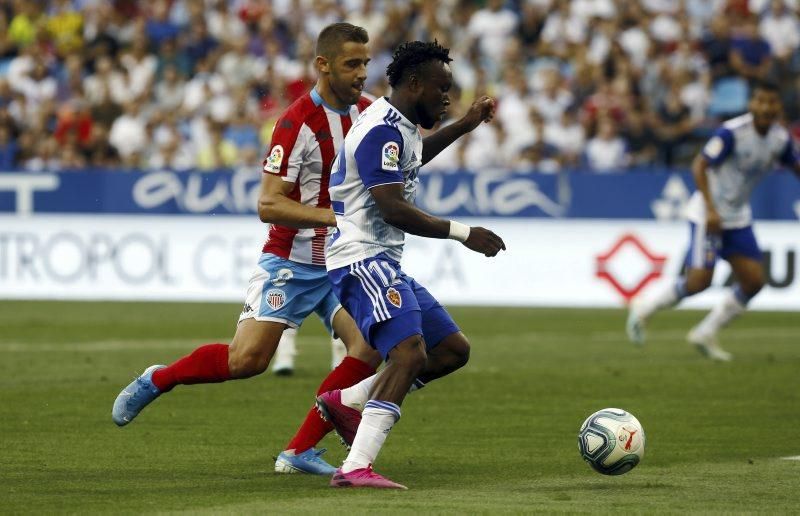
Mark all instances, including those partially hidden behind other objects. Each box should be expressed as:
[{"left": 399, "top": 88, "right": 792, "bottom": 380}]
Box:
[{"left": 310, "top": 87, "right": 352, "bottom": 116}]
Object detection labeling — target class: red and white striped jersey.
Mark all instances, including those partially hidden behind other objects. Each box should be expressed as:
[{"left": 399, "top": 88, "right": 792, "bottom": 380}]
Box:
[{"left": 261, "top": 88, "right": 372, "bottom": 265}]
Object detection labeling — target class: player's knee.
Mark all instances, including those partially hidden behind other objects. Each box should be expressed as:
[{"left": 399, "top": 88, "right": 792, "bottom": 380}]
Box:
[
  {"left": 686, "top": 274, "right": 712, "bottom": 294},
  {"left": 741, "top": 278, "right": 764, "bottom": 297},
  {"left": 392, "top": 337, "right": 427, "bottom": 376},
  {"left": 227, "top": 347, "right": 268, "bottom": 378},
  {"left": 448, "top": 336, "right": 470, "bottom": 369}
]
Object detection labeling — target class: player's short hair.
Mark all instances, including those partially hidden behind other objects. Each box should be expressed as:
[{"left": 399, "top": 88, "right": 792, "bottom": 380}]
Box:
[
  {"left": 386, "top": 40, "right": 453, "bottom": 88},
  {"left": 751, "top": 79, "right": 780, "bottom": 96},
  {"left": 316, "top": 23, "right": 369, "bottom": 60}
]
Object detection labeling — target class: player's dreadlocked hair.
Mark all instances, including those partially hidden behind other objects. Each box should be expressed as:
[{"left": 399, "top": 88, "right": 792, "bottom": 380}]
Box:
[{"left": 386, "top": 40, "right": 453, "bottom": 88}]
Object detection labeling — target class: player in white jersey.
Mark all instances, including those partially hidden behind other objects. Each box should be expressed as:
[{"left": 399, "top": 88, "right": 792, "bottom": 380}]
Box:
[
  {"left": 111, "top": 23, "right": 383, "bottom": 476},
  {"left": 315, "top": 41, "right": 505, "bottom": 489},
  {"left": 626, "top": 81, "right": 800, "bottom": 360}
]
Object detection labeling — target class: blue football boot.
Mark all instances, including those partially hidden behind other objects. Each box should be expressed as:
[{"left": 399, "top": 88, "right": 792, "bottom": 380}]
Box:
[
  {"left": 112, "top": 365, "right": 166, "bottom": 426},
  {"left": 274, "top": 448, "right": 338, "bottom": 475}
]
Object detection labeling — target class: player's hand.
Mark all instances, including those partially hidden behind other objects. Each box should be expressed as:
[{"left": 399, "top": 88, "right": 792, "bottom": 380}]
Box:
[
  {"left": 706, "top": 208, "right": 722, "bottom": 234},
  {"left": 463, "top": 227, "right": 506, "bottom": 257},
  {"left": 458, "top": 96, "right": 496, "bottom": 133}
]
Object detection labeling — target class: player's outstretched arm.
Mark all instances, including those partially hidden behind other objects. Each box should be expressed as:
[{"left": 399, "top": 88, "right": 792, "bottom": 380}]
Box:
[
  {"left": 421, "top": 96, "right": 495, "bottom": 165},
  {"left": 257, "top": 173, "right": 336, "bottom": 228},
  {"left": 369, "top": 183, "right": 505, "bottom": 257}
]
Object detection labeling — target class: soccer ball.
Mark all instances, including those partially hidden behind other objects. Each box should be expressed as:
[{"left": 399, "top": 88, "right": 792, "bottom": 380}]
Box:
[{"left": 578, "top": 408, "right": 645, "bottom": 475}]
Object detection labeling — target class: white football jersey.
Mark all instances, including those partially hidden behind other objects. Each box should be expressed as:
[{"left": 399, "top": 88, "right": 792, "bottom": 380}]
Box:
[
  {"left": 326, "top": 97, "right": 423, "bottom": 269},
  {"left": 686, "top": 113, "right": 797, "bottom": 229}
]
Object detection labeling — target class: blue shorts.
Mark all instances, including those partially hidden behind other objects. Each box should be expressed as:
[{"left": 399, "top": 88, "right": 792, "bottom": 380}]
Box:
[
  {"left": 328, "top": 253, "right": 460, "bottom": 359},
  {"left": 238, "top": 253, "right": 341, "bottom": 335},
  {"left": 684, "top": 222, "right": 762, "bottom": 270}
]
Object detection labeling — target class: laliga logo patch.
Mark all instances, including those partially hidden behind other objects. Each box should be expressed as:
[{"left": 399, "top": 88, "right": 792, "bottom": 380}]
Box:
[
  {"left": 382, "top": 142, "right": 400, "bottom": 171},
  {"left": 264, "top": 145, "right": 284, "bottom": 174},
  {"left": 386, "top": 287, "right": 402, "bottom": 308},
  {"left": 266, "top": 289, "right": 286, "bottom": 310}
]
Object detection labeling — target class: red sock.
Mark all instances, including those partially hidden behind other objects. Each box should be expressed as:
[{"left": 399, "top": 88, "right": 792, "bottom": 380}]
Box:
[
  {"left": 151, "top": 343, "right": 231, "bottom": 392},
  {"left": 285, "top": 356, "right": 376, "bottom": 453}
]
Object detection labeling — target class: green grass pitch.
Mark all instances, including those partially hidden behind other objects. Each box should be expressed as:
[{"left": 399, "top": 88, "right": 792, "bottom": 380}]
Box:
[{"left": 1, "top": 301, "right": 799, "bottom": 514}]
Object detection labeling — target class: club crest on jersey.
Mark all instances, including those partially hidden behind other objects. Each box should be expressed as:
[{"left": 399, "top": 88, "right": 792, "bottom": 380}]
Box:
[
  {"left": 386, "top": 287, "right": 402, "bottom": 308},
  {"left": 265, "top": 289, "right": 286, "bottom": 310},
  {"left": 382, "top": 142, "right": 400, "bottom": 171},
  {"left": 264, "top": 145, "right": 284, "bottom": 174}
]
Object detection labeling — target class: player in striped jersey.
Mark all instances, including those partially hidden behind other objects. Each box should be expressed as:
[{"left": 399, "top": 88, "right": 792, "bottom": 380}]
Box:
[
  {"left": 317, "top": 41, "right": 505, "bottom": 489},
  {"left": 626, "top": 80, "right": 800, "bottom": 360},
  {"left": 111, "top": 23, "right": 382, "bottom": 476}
]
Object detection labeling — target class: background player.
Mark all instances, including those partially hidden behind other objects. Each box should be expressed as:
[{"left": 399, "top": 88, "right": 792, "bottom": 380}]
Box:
[
  {"left": 271, "top": 327, "right": 347, "bottom": 376},
  {"left": 111, "top": 23, "right": 381, "bottom": 475},
  {"left": 626, "top": 80, "right": 800, "bottom": 361},
  {"left": 319, "top": 41, "right": 505, "bottom": 489}
]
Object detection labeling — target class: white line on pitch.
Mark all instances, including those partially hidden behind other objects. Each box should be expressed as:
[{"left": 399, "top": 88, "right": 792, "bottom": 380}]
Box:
[{"left": 780, "top": 456, "right": 800, "bottom": 461}]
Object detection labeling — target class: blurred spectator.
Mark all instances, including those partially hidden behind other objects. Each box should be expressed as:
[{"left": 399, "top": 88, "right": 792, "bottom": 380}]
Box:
[
  {"left": 651, "top": 85, "right": 694, "bottom": 166},
  {"left": 623, "top": 109, "right": 657, "bottom": 166},
  {"left": 730, "top": 15, "right": 773, "bottom": 81},
  {"left": 54, "top": 98, "right": 93, "bottom": 147},
  {"left": 0, "top": 125, "right": 19, "bottom": 169},
  {"left": 45, "top": 0, "right": 83, "bottom": 57},
  {"left": 196, "top": 122, "right": 237, "bottom": 170},
  {"left": 154, "top": 64, "right": 186, "bottom": 113},
  {"left": 545, "top": 107, "right": 586, "bottom": 167},
  {"left": 468, "top": 0, "right": 519, "bottom": 65},
  {"left": 759, "top": 0, "right": 800, "bottom": 68},
  {"left": 145, "top": 0, "right": 180, "bottom": 48},
  {"left": 109, "top": 100, "right": 147, "bottom": 165},
  {"left": 585, "top": 116, "right": 627, "bottom": 172}
]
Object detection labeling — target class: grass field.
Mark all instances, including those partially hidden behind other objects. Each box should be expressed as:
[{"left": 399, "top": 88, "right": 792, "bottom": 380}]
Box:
[{"left": 1, "top": 301, "right": 799, "bottom": 514}]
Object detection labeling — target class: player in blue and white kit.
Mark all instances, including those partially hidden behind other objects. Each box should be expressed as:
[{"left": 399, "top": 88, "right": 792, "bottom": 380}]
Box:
[
  {"left": 316, "top": 41, "right": 505, "bottom": 489},
  {"left": 627, "top": 80, "right": 800, "bottom": 360}
]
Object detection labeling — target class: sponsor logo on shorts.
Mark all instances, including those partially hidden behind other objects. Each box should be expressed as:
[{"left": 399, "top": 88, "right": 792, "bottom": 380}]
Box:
[
  {"left": 386, "top": 287, "right": 402, "bottom": 308},
  {"left": 266, "top": 289, "right": 286, "bottom": 309},
  {"left": 242, "top": 303, "right": 253, "bottom": 314}
]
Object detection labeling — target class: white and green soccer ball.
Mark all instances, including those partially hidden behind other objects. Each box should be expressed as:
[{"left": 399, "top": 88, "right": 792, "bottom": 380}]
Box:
[{"left": 578, "top": 408, "right": 645, "bottom": 475}]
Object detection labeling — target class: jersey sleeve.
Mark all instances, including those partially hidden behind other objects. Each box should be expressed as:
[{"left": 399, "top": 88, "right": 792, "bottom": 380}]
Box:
[
  {"left": 263, "top": 115, "right": 305, "bottom": 181},
  {"left": 778, "top": 137, "right": 800, "bottom": 167},
  {"left": 701, "top": 126, "right": 735, "bottom": 166},
  {"left": 353, "top": 125, "right": 404, "bottom": 189}
]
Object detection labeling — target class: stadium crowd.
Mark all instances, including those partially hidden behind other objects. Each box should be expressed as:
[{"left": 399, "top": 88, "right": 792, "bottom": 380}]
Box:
[{"left": 0, "top": 0, "right": 798, "bottom": 174}]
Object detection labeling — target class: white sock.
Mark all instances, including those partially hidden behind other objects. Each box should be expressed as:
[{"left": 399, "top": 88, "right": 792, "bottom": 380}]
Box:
[
  {"left": 340, "top": 374, "right": 377, "bottom": 411},
  {"left": 271, "top": 327, "right": 297, "bottom": 372},
  {"left": 637, "top": 278, "right": 688, "bottom": 320},
  {"left": 340, "top": 376, "right": 425, "bottom": 412},
  {"left": 341, "top": 400, "right": 401, "bottom": 473},
  {"left": 330, "top": 337, "right": 346, "bottom": 370},
  {"left": 693, "top": 288, "right": 746, "bottom": 337}
]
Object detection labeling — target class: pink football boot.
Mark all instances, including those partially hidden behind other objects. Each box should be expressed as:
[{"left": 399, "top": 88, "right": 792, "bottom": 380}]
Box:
[{"left": 330, "top": 465, "right": 407, "bottom": 490}]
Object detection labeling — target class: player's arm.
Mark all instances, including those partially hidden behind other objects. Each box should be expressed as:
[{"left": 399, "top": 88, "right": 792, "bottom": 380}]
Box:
[
  {"left": 258, "top": 116, "right": 336, "bottom": 228},
  {"left": 693, "top": 127, "right": 733, "bottom": 234},
  {"left": 777, "top": 135, "right": 800, "bottom": 179},
  {"left": 370, "top": 183, "right": 505, "bottom": 257},
  {"left": 356, "top": 125, "right": 504, "bottom": 256},
  {"left": 257, "top": 173, "right": 336, "bottom": 228},
  {"left": 421, "top": 96, "right": 495, "bottom": 165}
]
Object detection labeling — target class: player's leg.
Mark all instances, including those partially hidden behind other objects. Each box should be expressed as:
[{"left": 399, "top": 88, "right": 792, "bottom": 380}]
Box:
[
  {"left": 276, "top": 302, "right": 380, "bottom": 474},
  {"left": 271, "top": 327, "right": 298, "bottom": 376},
  {"left": 332, "top": 322, "right": 425, "bottom": 489},
  {"left": 112, "top": 318, "right": 285, "bottom": 426},
  {"left": 111, "top": 253, "right": 303, "bottom": 426},
  {"left": 688, "top": 227, "right": 764, "bottom": 361},
  {"left": 327, "top": 276, "right": 467, "bottom": 415},
  {"left": 627, "top": 222, "right": 716, "bottom": 344}
]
